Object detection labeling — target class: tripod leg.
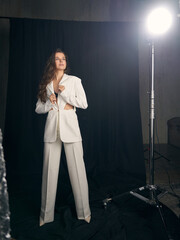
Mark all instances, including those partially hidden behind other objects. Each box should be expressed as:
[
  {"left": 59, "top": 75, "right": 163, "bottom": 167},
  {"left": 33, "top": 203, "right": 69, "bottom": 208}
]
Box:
[
  {"left": 154, "top": 150, "right": 171, "bottom": 162},
  {"left": 153, "top": 189, "right": 174, "bottom": 240}
]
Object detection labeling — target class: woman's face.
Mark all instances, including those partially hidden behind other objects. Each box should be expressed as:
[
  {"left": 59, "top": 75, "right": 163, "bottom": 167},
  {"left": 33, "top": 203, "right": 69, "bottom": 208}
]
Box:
[{"left": 55, "top": 52, "right": 67, "bottom": 72}]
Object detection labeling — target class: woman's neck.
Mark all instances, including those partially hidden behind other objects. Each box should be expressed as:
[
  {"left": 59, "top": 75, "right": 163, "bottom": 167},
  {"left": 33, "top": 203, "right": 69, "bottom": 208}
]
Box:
[{"left": 55, "top": 71, "right": 64, "bottom": 83}]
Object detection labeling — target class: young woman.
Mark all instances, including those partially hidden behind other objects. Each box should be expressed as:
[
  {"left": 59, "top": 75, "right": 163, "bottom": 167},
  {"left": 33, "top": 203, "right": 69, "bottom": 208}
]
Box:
[{"left": 35, "top": 49, "right": 91, "bottom": 226}]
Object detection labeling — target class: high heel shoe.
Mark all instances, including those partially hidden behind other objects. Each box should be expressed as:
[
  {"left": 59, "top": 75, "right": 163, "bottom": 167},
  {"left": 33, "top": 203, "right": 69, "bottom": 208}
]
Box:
[
  {"left": 39, "top": 218, "right": 45, "bottom": 227},
  {"left": 84, "top": 215, "right": 91, "bottom": 223}
]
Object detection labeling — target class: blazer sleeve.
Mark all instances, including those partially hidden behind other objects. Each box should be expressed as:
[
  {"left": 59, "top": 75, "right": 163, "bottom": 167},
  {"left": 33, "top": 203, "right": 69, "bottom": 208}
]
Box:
[
  {"left": 60, "top": 78, "right": 88, "bottom": 109},
  {"left": 35, "top": 98, "right": 53, "bottom": 114}
]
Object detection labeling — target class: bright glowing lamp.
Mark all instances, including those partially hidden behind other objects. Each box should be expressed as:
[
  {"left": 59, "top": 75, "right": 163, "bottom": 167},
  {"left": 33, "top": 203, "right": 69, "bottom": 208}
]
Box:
[{"left": 147, "top": 7, "right": 173, "bottom": 35}]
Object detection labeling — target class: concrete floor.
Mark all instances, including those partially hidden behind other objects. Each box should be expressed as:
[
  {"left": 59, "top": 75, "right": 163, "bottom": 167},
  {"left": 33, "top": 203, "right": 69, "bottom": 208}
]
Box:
[{"left": 144, "top": 144, "right": 180, "bottom": 218}]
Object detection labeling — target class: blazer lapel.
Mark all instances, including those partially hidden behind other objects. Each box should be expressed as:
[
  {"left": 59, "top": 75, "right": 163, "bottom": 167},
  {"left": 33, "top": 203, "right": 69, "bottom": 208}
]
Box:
[{"left": 59, "top": 74, "right": 68, "bottom": 85}]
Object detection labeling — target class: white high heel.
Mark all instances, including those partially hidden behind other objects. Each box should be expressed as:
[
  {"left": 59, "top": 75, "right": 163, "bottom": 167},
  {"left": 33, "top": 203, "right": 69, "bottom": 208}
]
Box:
[
  {"left": 39, "top": 218, "right": 45, "bottom": 227},
  {"left": 84, "top": 215, "right": 91, "bottom": 223}
]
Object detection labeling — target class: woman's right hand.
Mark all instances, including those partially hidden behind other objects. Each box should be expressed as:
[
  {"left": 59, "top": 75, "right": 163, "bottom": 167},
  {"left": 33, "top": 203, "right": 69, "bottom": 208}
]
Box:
[{"left": 49, "top": 93, "right": 56, "bottom": 104}]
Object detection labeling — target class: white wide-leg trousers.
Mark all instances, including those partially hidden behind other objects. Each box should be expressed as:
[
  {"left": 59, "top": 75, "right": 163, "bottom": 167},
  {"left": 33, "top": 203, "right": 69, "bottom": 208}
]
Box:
[{"left": 40, "top": 133, "right": 91, "bottom": 224}]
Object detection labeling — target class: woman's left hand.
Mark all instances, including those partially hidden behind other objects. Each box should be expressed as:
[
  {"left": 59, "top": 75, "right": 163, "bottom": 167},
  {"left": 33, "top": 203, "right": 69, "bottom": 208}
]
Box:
[{"left": 59, "top": 85, "right": 65, "bottom": 92}]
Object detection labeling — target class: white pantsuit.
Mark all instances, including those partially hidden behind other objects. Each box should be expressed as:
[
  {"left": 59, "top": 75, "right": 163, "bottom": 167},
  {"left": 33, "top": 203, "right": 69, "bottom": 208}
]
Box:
[{"left": 35, "top": 74, "right": 91, "bottom": 225}]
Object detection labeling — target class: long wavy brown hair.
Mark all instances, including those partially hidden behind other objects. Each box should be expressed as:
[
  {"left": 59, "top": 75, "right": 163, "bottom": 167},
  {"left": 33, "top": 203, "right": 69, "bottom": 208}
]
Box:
[{"left": 37, "top": 49, "right": 69, "bottom": 102}]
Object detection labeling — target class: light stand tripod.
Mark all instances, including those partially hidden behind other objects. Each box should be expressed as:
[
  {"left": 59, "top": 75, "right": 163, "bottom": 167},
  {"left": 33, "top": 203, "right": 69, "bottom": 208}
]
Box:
[
  {"left": 130, "top": 40, "right": 174, "bottom": 240},
  {"left": 102, "top": 39, "right": 174, "bottom": 239}
]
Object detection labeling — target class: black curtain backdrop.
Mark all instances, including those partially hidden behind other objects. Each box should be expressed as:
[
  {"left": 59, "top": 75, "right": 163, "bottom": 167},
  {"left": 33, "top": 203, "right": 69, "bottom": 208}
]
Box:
[
  {"left": 3, "top": 19, "right": 180, "bottom": 240},
  {"left": 4, "top": 18, "right": 145, "bottom": 186}
]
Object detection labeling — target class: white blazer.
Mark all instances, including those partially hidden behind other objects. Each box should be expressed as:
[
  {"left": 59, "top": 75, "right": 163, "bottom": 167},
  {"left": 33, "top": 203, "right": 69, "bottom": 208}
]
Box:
[{"left": 35, "top": 74, "right": 88, "bottom": 143}]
